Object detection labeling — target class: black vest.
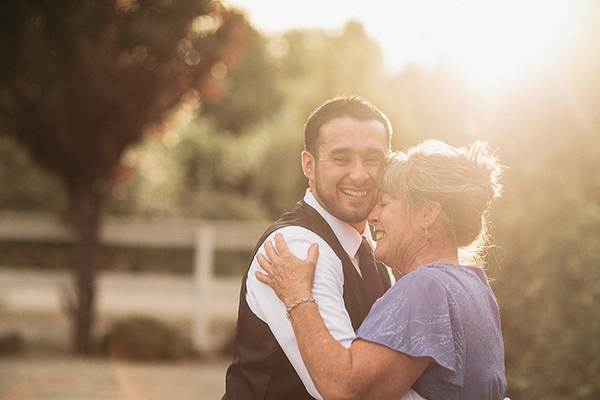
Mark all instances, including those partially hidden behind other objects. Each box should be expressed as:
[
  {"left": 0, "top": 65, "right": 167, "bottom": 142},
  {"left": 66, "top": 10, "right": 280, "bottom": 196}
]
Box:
[{"left": 223, "top": 201, "right": 391, "bottom": 400}]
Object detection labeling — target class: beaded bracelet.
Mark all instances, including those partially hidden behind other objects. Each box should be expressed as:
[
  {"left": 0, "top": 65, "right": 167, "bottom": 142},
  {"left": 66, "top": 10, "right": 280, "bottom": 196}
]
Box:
[{"left": 285, "top": 297, "right": 318, "bottom": 320}]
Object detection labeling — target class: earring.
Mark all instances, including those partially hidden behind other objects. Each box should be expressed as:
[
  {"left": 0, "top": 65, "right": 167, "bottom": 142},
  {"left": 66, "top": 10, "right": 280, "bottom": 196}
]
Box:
[{"left": 424, "top": 222, "right": 432, "bottom": 245}]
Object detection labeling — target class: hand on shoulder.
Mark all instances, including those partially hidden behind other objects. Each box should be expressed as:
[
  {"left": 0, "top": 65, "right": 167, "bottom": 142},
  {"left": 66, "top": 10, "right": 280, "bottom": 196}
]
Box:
[{"left": 256, "top": 233, "right": 319, "bottom": 307}]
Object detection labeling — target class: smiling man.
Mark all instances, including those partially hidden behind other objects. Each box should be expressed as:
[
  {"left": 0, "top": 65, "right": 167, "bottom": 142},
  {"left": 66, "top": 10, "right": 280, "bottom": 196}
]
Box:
[{"left": 223, "top": 96, "right": 394, "bottom": 400}]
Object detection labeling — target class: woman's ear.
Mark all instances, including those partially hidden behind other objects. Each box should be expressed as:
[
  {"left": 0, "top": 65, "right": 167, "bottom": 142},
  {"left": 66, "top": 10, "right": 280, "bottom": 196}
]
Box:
[
  {"left": 421, "top": 201, "right": 442, "bottom": 228},
  {"left": 302, "top": 151, "right": 315, "bottom": 182}
]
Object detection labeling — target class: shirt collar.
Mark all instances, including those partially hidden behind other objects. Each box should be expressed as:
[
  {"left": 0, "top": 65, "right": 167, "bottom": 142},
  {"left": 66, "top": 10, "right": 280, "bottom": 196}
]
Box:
[{"left": 304, "top": 189, "right": 367, "bottom": 258}]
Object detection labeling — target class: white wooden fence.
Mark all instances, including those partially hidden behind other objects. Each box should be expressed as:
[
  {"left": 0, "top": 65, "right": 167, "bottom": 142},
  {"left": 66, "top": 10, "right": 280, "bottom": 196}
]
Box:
[{"left": 0, "top": 211, "right": 268, "bottom": 352}]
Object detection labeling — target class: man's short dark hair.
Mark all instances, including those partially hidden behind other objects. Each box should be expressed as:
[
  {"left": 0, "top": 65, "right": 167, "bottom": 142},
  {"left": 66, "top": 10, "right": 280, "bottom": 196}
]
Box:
[{"left": 303, "top": 95, "right": 392, "bottom": 157}]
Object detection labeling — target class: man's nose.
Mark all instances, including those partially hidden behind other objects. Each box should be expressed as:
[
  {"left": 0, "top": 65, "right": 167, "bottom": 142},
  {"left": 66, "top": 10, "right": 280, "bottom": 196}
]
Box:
[{"left": 348, "top": 161, "right": 370, "bottom": 182}]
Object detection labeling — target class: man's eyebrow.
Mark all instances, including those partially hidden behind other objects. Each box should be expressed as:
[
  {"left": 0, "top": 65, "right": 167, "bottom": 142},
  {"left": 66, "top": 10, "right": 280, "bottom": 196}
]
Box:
[
  {"left": 365, "top": 148, "right": 386, "bottom": 155},
  {"left": 328, "top": 147, "right": 386, "bottom": 155},
  {"left": 329, "top": 147, "right": 352, "bottom": 155}
]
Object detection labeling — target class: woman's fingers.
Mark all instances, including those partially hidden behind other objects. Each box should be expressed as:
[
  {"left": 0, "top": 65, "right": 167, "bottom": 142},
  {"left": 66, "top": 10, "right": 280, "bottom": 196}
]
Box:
[
  {"left": 256, "top": 252, "right": 271, "bottom": 273},
  {"left": 255, "top": 236, "right": 320, "bottom": 305},
  {"left": 255, "top": 269, "right": 268, "bottom": 284},
  {"left": 255, "top": 234, "right": 319, "bottom": 285},
  {"left": 255, "top": 252, "right": 271, "bottom": 284},
  {"left": 306, "top": 242, "right": 319, "bottom": 265},
  {"left": 263, "top": 238, "right": 280, "bottom": 263},
  {"left": 273, "top": 233, "right": 290, "bottom": 255}
]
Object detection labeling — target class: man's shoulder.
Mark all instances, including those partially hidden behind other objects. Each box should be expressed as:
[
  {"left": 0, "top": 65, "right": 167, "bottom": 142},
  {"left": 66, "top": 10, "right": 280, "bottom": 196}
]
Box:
[
  {"left": 272, "top": 201, "right": 319, "bottom": 225},
  {"left": 265, "top": 200, "right": 333, "bottom": 245},
  {"left": 268, "top": 225, "right": 330, "bottom": 248}
]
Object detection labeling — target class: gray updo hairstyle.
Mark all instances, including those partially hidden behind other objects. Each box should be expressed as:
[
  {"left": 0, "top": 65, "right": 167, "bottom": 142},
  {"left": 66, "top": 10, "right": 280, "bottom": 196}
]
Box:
[{"left": 378, "top": 139, "right": 503, "bottom": 266}]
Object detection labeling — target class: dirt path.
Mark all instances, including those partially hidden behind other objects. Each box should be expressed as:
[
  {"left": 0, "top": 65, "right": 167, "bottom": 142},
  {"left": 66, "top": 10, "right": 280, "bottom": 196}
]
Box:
[
  {"left": 0, "top": 268, "right": 238, "bottom": 399},
  {"left": 0, "top": 354, "right": 231, "bottom": 400}
]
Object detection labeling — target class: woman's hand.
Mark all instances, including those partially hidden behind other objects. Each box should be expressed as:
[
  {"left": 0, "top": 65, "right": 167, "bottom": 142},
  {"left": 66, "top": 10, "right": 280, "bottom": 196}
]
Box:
[{"left": 255, "top": 233, "right": 319, "bottom": 307}]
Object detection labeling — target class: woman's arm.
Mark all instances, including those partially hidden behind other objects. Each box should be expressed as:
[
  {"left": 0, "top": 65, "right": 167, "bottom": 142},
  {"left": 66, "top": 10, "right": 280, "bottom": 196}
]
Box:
[
  {"left": 247, "top": 227, "right": 358, "bottom": 399},
  {"left": 256, "top": 233, "right": 431, "bottom": 400}
]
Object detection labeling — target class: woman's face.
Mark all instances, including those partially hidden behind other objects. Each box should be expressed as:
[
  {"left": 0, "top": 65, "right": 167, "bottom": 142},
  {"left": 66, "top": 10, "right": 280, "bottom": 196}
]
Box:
[{"left": 368, "top": 192, "right": 424, "bottom": 272}]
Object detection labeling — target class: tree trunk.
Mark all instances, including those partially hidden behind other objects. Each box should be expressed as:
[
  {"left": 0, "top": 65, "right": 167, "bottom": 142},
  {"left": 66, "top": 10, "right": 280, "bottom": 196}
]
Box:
[{"left": 71, "top": 185, "right": 103, "bottom": 354}]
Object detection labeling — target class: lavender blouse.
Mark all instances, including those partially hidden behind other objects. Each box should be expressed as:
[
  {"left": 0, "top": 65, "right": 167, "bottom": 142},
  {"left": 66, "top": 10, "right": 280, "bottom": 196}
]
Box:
[{"left": 356, "top": 263, "right": 507, "bottom": 400}]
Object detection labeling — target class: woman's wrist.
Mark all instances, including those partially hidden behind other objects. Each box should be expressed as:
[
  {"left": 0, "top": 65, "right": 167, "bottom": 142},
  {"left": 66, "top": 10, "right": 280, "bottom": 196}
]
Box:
[{"left": 286, "top": 296, "right": 318, "bottom": 320}]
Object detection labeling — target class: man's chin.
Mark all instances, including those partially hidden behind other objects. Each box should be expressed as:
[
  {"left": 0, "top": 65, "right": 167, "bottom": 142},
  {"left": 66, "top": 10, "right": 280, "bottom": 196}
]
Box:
[
  {"left": 345, "top": 200, "right": 376, "bottom": 220},
  {"left": 317, "top": 193, "right": 375, "bottom": 224},
  {"left": 336, "top": 207, "right": 373, "bottom": 225}
]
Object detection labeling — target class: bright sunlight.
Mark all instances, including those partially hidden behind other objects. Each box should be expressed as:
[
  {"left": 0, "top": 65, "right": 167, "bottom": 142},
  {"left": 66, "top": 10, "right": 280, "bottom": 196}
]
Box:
[
  {"left": 225, "top": 0, "right": 590, "bottom": 97},
  {"left": 375, "top": 0, "right": 590, "bottom": 96}
]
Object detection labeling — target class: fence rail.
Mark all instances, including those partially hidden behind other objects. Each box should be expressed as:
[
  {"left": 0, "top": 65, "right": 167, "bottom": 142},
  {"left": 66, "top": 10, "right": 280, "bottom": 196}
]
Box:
[{"left": 0, "top": 211, "right": 269, "bottom": 352}]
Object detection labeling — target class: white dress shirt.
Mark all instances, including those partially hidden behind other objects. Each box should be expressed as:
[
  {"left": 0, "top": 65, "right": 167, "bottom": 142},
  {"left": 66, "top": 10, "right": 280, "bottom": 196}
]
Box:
[{"left": 246, "top": 189, "right": 364, "bottom": 399}]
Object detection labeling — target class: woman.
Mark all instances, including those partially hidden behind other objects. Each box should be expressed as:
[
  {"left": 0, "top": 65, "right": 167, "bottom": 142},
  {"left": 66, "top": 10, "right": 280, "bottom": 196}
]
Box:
[{"left": 256, "top": 139, "right": 507, "bottom": 400}]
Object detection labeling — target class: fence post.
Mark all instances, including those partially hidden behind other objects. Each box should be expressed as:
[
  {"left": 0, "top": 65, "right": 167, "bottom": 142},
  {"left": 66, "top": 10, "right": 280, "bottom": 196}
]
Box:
[{"left": 193, "top": 225, "right": 214, "bottom": 353}]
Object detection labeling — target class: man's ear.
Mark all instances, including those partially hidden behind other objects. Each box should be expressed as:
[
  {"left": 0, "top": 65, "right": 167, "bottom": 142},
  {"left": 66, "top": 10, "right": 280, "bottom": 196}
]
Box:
[{"left": 302, "top": 151, "right": 316, "bottom": 182}]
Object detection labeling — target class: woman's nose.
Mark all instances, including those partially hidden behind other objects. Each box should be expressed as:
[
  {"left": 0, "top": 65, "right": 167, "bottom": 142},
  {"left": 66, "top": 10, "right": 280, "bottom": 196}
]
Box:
[{"left": 367, "top": 208, "right": 379, "bottom": 225}]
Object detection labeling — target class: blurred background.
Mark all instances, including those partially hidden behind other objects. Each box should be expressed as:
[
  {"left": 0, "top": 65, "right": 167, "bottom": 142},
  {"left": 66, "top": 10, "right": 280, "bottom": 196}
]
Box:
[{"left": 1, "top": 0, "right": 599, "bottom": 399}]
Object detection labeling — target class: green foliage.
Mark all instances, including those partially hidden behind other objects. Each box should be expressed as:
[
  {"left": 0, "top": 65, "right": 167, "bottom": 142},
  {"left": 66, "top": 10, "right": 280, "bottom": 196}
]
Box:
[
  {"left": 100, "top": 316, "right": 197, "bottom": 361},
  {"left": 202, "top": 31, "right": 284, "bottom": 134},
  {"left": 106, "top": 118, "right": 277, "bottom": 219},
  {"left": 0, "top": 0, "right": 251, "bottom": 191},
  {"left": 0, "top": 241, "right": 249, "bottom": 276},
  {"left": 0, "top": 135, "right": 66, "bottom": 211},
  {"left": 494, "top": 163, "right": 600, "bottom": 398},
  {"left": 487, "top": 28, "right": 600, "bottom": 396},
  {"left": 0, "top": 241, "right": 74, "bottom": 270}
]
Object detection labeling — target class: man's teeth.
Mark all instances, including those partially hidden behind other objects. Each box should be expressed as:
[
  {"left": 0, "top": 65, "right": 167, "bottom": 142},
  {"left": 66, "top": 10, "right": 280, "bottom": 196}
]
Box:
[
  {"left": 375, "top": 232, "right": 386, "bottom": 241},
  {"left": 342, "top": 190, "right": 368, "bottom": 197}
]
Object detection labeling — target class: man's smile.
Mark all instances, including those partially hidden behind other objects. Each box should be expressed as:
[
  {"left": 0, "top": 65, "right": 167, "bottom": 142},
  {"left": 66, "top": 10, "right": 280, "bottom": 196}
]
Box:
[{"left": 341, "top": 189, "right": 369, "bottom": 197}]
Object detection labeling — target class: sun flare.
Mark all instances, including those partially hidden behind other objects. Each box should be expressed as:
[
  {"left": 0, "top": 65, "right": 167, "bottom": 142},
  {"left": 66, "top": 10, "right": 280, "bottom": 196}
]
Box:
[
  {"left": 365, "top": 0, "right": 590, "bottom": 96},
  {"left": 226, "top": 0, "right": 591, "bottom": 98}
]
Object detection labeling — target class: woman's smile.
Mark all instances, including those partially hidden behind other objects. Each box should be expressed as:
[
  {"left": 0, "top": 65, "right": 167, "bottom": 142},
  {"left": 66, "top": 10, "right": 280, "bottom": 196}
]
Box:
[{"left": 374, "top": 231, "right": 386, "bottom": 241}]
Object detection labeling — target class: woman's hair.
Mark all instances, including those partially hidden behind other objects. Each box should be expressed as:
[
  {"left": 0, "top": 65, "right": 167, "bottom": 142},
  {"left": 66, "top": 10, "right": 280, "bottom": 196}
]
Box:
[{"left": 379, "top": 139, "right": 503, "bottom": 267}]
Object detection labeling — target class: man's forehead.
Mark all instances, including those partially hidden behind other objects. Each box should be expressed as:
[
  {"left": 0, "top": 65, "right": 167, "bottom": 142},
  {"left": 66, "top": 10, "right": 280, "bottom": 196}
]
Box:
[
  {"left": 320, "top": 120, "right": 387, "bottom": 140},
  {"left": 320, "top": 116, "right": 386, "bottom": 132}
]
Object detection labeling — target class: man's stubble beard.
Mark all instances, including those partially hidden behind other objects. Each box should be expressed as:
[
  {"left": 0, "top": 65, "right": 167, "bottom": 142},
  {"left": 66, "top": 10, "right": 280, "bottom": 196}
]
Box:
[{"left": 312, "top": 170, "right": 376, "bottom": 225}]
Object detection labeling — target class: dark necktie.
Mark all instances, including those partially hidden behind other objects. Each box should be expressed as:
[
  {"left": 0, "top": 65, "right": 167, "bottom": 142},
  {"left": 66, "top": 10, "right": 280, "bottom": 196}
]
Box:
[{"left": 357, "top": 237, "right": 384, "bottom": 302}]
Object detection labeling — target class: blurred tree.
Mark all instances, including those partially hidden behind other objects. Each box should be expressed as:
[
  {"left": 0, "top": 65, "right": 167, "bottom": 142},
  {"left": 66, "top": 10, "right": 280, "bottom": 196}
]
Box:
[
  {"left": 489, "top": 8, "right": 600, "bottom": 396},
  {"left": 0, "top": 135, "right": 67, "bottom": 210},
  {"left": 108, "top": 118, "right": 277, "bottom": 220},
  {"left": 275, "top": 21, "right": 389, "bottom": 117},
  {"left": 201, "top": 32, "right": 284, "bottom": 134},
  {"left": 0, "top": 0, "right": 251, "bottom": 354},
  {"left": 105, "top": 27, "right": 284, "bottom": 219},
  {"left": 384, "top": 64, "right": 487, "bottom": 149},
  {"left": 107, "top": 20, "right": 394, "bottom": 221}
]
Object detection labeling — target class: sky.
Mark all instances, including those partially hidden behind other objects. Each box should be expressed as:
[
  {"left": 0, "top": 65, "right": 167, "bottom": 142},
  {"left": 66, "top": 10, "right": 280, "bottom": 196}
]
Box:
[{"left": 222, "top": 0, "right": 592, "bottom": 97}]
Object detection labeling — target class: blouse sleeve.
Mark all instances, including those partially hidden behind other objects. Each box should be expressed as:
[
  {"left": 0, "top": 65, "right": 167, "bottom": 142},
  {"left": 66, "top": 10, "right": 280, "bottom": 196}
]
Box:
[{"left": 356, "top": 268, "right": 466, "bottom": 387}]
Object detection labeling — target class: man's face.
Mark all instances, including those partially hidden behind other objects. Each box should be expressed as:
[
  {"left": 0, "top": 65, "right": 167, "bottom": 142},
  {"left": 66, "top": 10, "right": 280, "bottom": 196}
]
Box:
[{"left": 303, "top": 116, "right": 388, "bottom": 230}]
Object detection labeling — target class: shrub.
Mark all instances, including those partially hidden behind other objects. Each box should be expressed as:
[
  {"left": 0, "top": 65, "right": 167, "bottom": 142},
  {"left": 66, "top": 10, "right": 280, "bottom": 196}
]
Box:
[
  {"left": 101, "top": 316, "right": 197, "bottom": 361},
  {"left": 0, "top": 331, "right": 25, "bottom": 355}
]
